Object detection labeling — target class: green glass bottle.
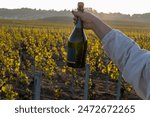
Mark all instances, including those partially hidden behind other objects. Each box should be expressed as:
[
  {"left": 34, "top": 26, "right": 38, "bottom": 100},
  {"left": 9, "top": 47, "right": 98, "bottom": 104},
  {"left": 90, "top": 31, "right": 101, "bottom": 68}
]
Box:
[{"left": 67, "top": 2, "right": 87, "bottom": 68}]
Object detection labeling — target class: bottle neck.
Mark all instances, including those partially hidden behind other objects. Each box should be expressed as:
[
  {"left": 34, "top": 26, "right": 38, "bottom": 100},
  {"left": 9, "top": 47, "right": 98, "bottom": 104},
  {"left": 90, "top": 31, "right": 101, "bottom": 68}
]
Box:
[{"left": 76, "top": 18, "right": 83, "bottom": 29}]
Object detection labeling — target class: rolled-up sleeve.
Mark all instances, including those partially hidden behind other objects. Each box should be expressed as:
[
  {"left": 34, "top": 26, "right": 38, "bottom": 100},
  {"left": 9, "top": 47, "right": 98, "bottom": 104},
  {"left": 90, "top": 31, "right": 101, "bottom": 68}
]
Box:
[{"left": 102, "top": 29, "right": 150, "bottom": 99}]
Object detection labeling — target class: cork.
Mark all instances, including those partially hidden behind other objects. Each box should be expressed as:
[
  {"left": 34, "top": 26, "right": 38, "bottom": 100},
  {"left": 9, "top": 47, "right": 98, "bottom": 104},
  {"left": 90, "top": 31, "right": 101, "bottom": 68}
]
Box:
[{"left": 77, "top": 2, "right": 84, "bottom": 12}]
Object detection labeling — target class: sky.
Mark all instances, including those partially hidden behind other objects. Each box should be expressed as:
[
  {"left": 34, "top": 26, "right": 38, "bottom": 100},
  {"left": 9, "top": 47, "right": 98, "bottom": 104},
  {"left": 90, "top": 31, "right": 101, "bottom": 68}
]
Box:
[{"left": 0, "top": 0, "right": 150, "bottom": 15}]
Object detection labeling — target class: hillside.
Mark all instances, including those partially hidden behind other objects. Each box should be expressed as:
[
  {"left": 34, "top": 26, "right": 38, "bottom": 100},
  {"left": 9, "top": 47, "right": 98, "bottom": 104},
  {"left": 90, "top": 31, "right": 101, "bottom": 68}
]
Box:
[
  {"left": 0, "top": 8, "right": 72, "bottom": 20},
  {"left": 0, "top": 8, "right": 150, "bottom": 23}
]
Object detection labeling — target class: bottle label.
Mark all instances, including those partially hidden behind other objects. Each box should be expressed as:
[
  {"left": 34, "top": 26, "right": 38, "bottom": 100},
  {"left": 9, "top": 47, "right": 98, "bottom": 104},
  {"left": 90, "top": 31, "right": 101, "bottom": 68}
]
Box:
[{"left": 67, "top": 47, "right": 76, "bottom": 63}]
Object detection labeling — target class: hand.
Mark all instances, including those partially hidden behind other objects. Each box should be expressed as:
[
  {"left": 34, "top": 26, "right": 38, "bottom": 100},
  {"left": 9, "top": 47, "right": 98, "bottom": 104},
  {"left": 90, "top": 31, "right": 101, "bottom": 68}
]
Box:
[
  {"left": 72, "top": 10, "right": 96, "bottom": 30},
  {"left": 72, "top": 10, "right": 112, "bottom": 39}
]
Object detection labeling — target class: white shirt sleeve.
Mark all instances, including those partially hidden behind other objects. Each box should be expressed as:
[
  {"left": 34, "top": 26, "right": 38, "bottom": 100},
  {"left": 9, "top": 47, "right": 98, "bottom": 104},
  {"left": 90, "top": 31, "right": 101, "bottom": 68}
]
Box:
[{"left": 102, "top": 29, "right": 150, "bottom": 99}]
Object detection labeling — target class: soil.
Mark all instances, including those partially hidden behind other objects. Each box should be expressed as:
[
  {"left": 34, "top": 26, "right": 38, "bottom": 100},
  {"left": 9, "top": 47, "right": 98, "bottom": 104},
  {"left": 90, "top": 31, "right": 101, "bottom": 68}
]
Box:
[{"left": 40, "top": 70, "right": 141, "bottom": 100}]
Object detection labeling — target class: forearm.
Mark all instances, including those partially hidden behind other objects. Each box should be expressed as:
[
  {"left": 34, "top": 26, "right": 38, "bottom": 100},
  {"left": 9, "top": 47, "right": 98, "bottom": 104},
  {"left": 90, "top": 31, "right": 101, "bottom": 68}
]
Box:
[
  {"left": 91, "top": 16, "right": 112, "bottom": 39},
  {"left": 102, "top": 29, "right": 150, "bottom": 99}
]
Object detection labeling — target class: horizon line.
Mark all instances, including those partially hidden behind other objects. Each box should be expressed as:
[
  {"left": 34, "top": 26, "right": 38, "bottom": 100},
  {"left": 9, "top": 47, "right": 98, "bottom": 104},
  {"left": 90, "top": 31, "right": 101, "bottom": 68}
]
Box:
[{"left": 0, "top": 7, "right": 150, "bottom": 16}]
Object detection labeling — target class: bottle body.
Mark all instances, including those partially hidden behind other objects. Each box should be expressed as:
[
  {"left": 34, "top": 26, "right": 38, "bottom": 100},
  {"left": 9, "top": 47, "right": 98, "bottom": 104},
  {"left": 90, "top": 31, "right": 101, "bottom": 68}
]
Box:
[{"left": 67, "top": 19, "right": 87, "bottom": 68}]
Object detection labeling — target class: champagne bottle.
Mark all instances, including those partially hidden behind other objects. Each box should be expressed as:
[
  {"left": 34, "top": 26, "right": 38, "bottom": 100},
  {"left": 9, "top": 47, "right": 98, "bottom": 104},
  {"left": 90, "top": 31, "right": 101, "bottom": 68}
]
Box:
[{"left": 67, "top": 2, "right": 87, "bottom": 68}]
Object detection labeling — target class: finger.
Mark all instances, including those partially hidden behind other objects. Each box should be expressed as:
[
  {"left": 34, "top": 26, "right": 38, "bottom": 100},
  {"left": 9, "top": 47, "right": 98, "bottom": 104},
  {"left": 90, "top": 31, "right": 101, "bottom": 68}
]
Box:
[
  {"left": 83, "top": 23, "right": 88, "bottom": 29},
  {"left": 73, "top": 17, "right": 77, "bottom": 24},
  {"left": 73, "top": 17, "right": 77, "bottom": 21},
  {"left": 73, "top": 20, "right": 77, "bottom": 24},
  {"left": 83, "top": 23, "right": 91, "bottom": 30}
]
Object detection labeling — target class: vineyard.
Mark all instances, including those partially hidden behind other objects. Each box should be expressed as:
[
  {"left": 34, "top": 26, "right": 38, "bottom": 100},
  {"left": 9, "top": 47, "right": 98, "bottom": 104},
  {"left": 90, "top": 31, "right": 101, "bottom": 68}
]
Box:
[{"left": 0, "top": 19, "right": 150, "bottom": 100}]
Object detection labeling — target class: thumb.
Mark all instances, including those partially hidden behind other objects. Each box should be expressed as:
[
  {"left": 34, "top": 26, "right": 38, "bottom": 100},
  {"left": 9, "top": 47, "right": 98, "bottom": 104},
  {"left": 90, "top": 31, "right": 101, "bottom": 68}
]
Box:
[{"left": 72, "top": 10, "right": 82, "bottom": 18}]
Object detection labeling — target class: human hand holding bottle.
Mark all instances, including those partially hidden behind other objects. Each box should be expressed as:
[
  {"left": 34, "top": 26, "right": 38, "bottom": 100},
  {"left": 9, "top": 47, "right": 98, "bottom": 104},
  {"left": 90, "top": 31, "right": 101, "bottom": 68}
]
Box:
[
  {"left": 73, "top": 3, "right": 150, "bottom": 100},
  {"left": 72, "top": 10, "right": 112, "bottom": 39}
]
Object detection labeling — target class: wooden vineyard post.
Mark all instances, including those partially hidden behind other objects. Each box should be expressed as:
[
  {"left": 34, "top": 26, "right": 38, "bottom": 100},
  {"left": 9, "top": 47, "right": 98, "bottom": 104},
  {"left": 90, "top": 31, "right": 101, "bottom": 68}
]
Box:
[
  {"left": 104, "top": 56, "right": 110, "bottom": 94},
  {"left": 84, "top": 64, "right": 90, "bottom": 100},
  {"left": 105, "top": 76, "right": 109, "bottom": 94},
  {"left": 70, "top": 69, "right": 75, "bottom": 98},
  {"left": 116, "top": 71, "right": 122, "bottom": 100},
  {"left": 33, "top": 54, "right": 42, "bottom": 100},
  {"left": 34, "top": 71, "right": 42, "bottom": 100}
]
